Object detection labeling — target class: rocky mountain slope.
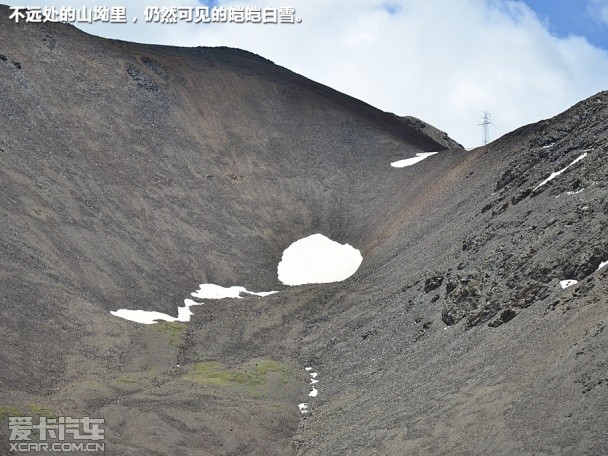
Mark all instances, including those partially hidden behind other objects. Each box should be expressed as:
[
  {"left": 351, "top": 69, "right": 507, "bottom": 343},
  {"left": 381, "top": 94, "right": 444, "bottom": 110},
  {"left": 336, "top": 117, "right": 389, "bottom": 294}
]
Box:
[{"left": 1, "top": 5, "right": 606, "bottom": 455}]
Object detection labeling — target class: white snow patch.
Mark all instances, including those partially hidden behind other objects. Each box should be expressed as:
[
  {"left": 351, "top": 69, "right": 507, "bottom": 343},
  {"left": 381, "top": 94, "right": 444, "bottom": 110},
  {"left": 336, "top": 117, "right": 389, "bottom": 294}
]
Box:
[
  {"left": 298, "top": 403, "right": 309, "bottom": 414},
  {"left": 191, "top": 284, "right": 277, "bottom": 300},
  {"left": 278, "top": 234, "right": 362, "bottom": 286},
  {"left": 301, "top": 367, "right": 320, "bottom": 407},
  {"left": 246, "top": 290, "right": 279, "bottom": 297},
  {"left": 560, "top": 280, "right": 578, "bottom": 289},
  {"left": 566, "top": 189, "right": 584, "bottom": 195},
  {"left": 191, "top": 284, "right": 245, "bottom": 300},
  {"left": 177, "top": 304, "right": 194, "bottom": 321},
  {"left": 109, "top": 309, "right": 186, "bottom": 325},
  {"left": 598, "top": 261, "right": 608, "bottom": 271},
  {"left": 111, "top": 283, "right": 277, "bottom": 324},
  {"left": 391, "top": 152, "right": 438, "bottom": 168},
  {"left": 534, "top": 152, "right": 588, "bottom": 191},
  {"left": 542, "top": 143, "right": 555, "bottom": 149}
]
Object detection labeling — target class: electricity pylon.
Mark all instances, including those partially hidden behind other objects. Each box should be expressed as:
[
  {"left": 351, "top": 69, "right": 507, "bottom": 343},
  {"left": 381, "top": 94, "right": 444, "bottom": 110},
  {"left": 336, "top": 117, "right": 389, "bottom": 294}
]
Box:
[{"left": 479, "top": 111, "right": 493, "bottom": 145}]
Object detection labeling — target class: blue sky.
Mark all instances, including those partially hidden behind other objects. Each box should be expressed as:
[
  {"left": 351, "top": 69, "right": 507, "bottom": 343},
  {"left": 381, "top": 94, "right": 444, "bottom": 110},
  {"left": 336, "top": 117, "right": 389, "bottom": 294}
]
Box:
[{"left": 525, "top": 0, "right": 608, "bottom": 50}]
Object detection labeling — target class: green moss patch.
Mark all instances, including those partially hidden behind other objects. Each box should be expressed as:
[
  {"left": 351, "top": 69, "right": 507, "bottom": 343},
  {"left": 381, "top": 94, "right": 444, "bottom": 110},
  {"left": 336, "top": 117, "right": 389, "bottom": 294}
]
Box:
[
  {"left": 27, "top": 404, "right": 55, "bottom": 419},
  {"left": 182, "top": 359, "right": 290, "bottom": 396},
  {"left": 152, "top": 321, "right": 186, "bottom": 347},
  {"left": 0, "top": 405, "right": 25, "bottom": 419}
]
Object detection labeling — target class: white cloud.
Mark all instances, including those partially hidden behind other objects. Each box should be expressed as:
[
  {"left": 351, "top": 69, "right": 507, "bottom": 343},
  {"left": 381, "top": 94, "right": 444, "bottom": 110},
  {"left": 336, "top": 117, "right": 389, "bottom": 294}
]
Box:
[
  {"left": 9, "top": 0, "right": 608, "bottom": 147},
  {"left": 588, "top": 0, "right": 608, "bottom": 26}
]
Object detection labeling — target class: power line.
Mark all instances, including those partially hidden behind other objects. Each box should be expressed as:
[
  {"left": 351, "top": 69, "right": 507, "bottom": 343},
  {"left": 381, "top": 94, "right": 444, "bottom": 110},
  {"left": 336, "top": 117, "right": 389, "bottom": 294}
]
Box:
[{"left": 479, "top": 111, "right": 493, "bottom": 145}]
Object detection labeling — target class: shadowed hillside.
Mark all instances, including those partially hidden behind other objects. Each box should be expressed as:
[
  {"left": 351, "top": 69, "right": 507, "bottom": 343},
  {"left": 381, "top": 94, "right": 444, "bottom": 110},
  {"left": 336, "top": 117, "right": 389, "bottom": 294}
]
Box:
[{"left": 1, "top": 5, "right": 607, "bottom": 455}]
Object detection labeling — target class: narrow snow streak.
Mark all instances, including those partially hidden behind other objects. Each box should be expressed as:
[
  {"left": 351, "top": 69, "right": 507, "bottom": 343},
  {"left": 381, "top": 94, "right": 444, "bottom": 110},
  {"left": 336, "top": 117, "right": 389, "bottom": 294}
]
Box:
[
  {"left": 598, "top": 261, "right": 608, "bottom": 271},
  {"left": 191, "top": 284, "right": 278, "bottom": 300},
  {"left": 278, "top": 234, "right": 362, "bottom": 286},
  {"left": 110, "top": 309, "right": 189, "bottom": 325},
  {"left": 560, "top": 280, "right": 578, "bottom": 289},
  {"left": 391, "top": 152, "right": 438, "bottom": 168},
  {"left": 111, "top": 284, "right": 277, "bottom": 324},
  {"left": 534, "top": 152, "right": 588, "bottom": 190}
]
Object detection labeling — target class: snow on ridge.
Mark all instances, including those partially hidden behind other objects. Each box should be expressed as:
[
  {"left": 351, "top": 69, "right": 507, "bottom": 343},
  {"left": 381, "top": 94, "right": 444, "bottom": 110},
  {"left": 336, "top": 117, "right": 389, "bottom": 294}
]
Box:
[
  {"left": 534, "top": 152, "right": 589, "bottom": 191},
  {"left": 111, "top": 283, "right": 277, "bottom": 324},
  {"left": 560, "top": 280, "right": 578, "bottom": 289},
  {"left": 391, "top": 152, "right": 438, "bottom": 168},
  {"left": 555, "top": 260, "right": 606, "bottom": 292}
]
